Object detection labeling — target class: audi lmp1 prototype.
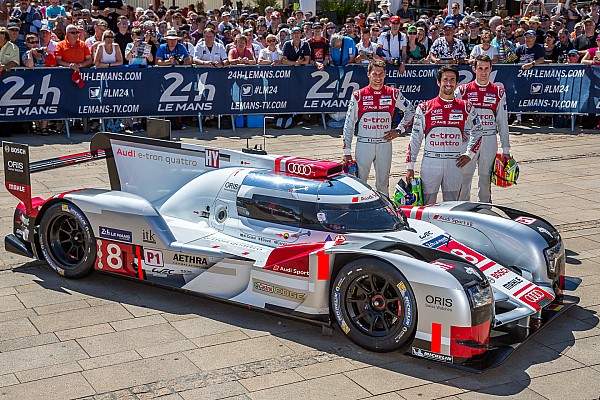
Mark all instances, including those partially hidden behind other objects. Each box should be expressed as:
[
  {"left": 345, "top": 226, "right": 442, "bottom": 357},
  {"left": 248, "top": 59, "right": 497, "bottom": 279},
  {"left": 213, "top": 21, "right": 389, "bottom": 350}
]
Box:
[{"left": 3, "top": 133, "right": 579, "bottom": 372}]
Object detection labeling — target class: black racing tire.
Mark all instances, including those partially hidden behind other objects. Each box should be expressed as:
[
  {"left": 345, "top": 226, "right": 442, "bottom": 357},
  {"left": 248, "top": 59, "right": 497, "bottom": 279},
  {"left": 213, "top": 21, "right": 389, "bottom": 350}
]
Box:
[
  {"left": 331, "top": 258, "right": 417, "bottom": 353},
  {"left": 39, "top": 202, "right": 96, "bottom": 279}
]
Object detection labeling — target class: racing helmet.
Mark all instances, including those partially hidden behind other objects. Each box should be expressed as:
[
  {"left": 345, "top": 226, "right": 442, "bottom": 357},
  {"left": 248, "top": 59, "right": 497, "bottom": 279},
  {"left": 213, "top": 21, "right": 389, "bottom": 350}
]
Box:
[
  {"left": 393, "top": 177, "right": 423, "bottom": 206},
  {"left": 491, "top": 154, "right": 519, "bottom": 187}
]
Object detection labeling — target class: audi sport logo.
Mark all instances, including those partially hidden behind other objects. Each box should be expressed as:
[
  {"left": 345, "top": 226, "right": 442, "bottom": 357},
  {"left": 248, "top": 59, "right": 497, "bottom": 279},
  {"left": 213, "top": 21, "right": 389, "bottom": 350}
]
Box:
[
  {"left": 522, "top": 288, "right": 545, "bottom": 303},
  {"left": 287, "top": 163, "right": 314, "bottom": 176}
]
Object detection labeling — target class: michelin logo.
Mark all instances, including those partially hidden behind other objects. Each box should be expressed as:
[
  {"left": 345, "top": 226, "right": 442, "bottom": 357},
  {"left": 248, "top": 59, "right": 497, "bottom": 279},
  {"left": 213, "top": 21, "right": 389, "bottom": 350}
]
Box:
[
  {"left": 422, "top": 235, "right": 449, "bottom": 249},
  {"left": 411, "top": 347, "right": 453, "bottom": 363}
]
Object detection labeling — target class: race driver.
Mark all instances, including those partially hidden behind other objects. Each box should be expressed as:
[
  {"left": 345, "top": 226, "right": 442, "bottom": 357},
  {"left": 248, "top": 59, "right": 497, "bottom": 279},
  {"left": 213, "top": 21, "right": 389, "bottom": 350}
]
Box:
[
  {"left": 406, "top": 65, "right": 483, "bottom": 205},
  {"left": 342, "top": 59, "right": 415, "bottom": 194},
  {"left": 456, "top": 54, "right": 510, "bottom": 203}
]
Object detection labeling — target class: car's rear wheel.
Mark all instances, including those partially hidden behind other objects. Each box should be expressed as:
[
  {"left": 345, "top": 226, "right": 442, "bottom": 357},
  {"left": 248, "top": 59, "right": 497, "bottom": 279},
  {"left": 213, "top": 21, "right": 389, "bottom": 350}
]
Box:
[
  {"left": 39, "top": 202, "right": 96, "bottom": 279},
  {"left": 331, "top": 258, "right": 417, "bottom": 352}
]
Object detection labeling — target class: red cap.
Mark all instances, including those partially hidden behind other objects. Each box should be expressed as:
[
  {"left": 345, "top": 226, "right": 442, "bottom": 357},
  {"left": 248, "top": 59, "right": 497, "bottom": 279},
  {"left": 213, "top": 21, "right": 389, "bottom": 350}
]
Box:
[
  {"left": 389, "top": 15, "right": 401, "bottom": 23},
  {"left": 71, "top": 70, "right": 85, "bottom": 88}
]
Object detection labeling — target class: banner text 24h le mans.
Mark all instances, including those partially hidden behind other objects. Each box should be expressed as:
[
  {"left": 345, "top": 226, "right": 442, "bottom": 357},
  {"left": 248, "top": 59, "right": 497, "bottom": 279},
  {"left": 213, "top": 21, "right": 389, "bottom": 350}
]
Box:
[{"left": 0, "top": 65, "right": 598, "bottom": 122}]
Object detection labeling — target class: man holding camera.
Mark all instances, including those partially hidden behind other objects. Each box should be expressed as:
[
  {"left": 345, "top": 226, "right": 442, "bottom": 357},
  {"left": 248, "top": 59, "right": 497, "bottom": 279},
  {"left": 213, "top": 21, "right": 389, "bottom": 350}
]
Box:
[
  {"left": 376, "top": 15, "right": 406, "bottom": 73},
  {"left": 343, "top": 59, "right": 415, "bottom": 195},
  {"left": 156, "top": 29, "right": 191, "bottom": 66}
]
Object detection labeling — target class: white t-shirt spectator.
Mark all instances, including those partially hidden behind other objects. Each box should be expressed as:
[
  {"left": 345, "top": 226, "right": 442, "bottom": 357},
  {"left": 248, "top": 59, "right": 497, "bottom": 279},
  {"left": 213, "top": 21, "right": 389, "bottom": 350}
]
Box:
[
  {"left": 258, "top": 47, "right": 282, "bottom": 62},
  {"left": 125, "top": 41, "right": 151, "bottom": 66},
  {"left": 356, "top": 41, "right": 381, "bottom": 63},
  {"left": 194, "top": 40, "right": 228, "bottom": 63},
  {"left": 376, "top": 31, "right": 407, "bottom": 60},
  {"left": 469, "top": 44, "right": 499, "bottom": 59}
]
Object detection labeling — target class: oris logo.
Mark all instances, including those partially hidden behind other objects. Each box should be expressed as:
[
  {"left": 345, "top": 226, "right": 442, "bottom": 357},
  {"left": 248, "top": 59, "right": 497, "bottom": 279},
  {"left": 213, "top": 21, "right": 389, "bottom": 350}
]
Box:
[
  {"left": 523, "top": 288, "right": 545, "bottom": 303},
  {"left": 425, "top": 295, "right": 452, "bottom": 308},
  {"left": 224, "top": 182, "right": 239, "bottom": 191},
  {"left": 287, "top": 163, "right": 314, "bottom": 176}
]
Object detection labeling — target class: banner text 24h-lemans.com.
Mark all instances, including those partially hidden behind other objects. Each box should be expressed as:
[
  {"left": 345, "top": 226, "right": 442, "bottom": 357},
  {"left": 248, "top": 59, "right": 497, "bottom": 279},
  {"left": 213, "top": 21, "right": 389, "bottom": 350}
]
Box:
[{"left": 0, "top": 65, "right": 598, "bottom": 122}]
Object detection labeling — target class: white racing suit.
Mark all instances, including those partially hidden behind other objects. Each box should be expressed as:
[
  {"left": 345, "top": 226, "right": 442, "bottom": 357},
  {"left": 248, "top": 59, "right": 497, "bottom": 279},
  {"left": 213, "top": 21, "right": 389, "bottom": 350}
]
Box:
[
  {"left": 343, "top": 85, "right": 415, "bottom": 194},
  {"left": 406, "top": 96, "right": 483, "bottom": 205},
  {"left": 456, "top": 81, "right": 510, "bottom": 203}
]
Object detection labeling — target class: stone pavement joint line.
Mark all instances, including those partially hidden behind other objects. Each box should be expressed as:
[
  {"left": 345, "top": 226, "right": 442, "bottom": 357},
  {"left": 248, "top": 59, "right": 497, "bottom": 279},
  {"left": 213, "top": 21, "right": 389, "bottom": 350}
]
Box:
[
  {"left": 76, "top": 350, "right": 344, "bottom": 399},
  {"left": 554, "top": 219, "right": 600, "bottom": 232}
]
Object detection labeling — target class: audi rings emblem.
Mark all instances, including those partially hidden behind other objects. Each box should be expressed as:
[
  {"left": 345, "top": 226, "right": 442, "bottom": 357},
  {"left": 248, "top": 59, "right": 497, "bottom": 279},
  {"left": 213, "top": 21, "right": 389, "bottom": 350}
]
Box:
[
  {"left": 287, "top": 163, "right": 314, "bottom": 176},
  {"left": 523, "top": 288, "right": 545, "bottom": 302}
]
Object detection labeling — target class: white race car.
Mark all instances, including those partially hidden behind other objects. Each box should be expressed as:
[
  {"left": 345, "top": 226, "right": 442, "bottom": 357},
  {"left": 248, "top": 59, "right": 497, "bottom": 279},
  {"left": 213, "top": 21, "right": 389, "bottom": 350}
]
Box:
[{"left": 3, "top": 133, "right": 579, "bottom": 371}]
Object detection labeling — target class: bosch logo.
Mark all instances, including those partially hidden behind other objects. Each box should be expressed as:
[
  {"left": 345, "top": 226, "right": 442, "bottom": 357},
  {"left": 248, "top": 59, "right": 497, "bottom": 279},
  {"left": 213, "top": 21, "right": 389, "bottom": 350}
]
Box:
[
  {"left": 523, "top": 288, "right": 545, "bottom": 302},
  {"left": 5, "top": 145, "right": 26, "bottom": 155},
  {"left": 287, "top": 163, "right": 314, "bottom": 176}
]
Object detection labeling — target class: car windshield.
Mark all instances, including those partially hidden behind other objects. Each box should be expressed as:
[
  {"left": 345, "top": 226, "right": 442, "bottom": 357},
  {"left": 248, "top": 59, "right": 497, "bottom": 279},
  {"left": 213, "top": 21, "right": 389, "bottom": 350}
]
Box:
[{"left": 316, "top": 195, "right": 405, "bottom": 233}]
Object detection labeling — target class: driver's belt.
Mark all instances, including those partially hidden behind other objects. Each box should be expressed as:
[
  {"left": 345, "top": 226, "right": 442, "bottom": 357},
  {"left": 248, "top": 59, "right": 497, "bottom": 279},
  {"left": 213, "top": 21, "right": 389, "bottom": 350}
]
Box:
[
  {"left": 423, "top": 150, "right": 461, "bottom": 159},
  {"left": 357, "top": 137, "right": 388, "bottom": 143}
]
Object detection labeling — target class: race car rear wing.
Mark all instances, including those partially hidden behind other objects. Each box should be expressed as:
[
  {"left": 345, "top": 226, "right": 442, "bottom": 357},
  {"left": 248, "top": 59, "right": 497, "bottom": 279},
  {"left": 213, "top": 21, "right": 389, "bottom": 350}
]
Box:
[
  {"left": 88, "top": 133, "right": 343, "bottom": 205},
  {"left": 3, "top": 141, "right": 106, "bottom": 213},
  {"left": 5, "top": 133, "right": 343, "bottom": 212}
]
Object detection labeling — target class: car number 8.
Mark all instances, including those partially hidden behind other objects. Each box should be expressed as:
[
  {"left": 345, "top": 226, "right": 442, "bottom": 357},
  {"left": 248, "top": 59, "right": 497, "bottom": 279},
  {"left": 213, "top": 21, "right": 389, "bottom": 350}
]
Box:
[
  {"left": 450, "top": 248, "right": 479, "bottom": 264},
  {"left": 97, "top": 240, "right": 124, "bottom": 270},
  {"left": 106, "top": 243, "right": 123, "bottom": 270}
]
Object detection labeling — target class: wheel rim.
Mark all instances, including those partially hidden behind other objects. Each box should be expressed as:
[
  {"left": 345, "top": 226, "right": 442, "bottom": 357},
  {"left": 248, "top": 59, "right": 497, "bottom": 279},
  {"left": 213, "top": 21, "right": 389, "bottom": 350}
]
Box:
[
  {"left": 47, "top": 214, "right": 87, "bottom": 268},
  {"left": 345, "top": 273, "right": 403, "bottom": 337}
]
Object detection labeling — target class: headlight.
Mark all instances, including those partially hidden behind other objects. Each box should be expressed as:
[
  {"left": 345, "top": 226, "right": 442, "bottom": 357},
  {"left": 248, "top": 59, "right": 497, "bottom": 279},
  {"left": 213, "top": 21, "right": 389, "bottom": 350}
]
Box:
[
  {"left": 544, "top": 241, "right": 564, "bottom": 274},
  {"left": 465, "top": 283, "right": 493, "bottom": 309}
]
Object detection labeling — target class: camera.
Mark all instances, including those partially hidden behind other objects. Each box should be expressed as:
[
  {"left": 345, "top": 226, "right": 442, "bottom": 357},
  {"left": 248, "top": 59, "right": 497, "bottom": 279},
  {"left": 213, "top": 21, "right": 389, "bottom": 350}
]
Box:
[
  {"left": 391, "top": 57, "right": 401, "bottom": 66},
  {"left": 175, "top": 54, "right": 186, "bottom": 65},
  {"left": 150, "top": 30, "right": 157, "bottom": 36},
  {"left": 34, "top": 47, "right": 46, "bottom": 53}
]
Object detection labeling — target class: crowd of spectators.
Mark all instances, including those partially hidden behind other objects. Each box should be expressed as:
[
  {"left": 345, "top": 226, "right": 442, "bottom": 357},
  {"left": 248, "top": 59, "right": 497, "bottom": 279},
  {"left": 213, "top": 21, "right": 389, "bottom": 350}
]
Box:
[{"left": 1, "top": 0, "right": 600, "bottom": 133}]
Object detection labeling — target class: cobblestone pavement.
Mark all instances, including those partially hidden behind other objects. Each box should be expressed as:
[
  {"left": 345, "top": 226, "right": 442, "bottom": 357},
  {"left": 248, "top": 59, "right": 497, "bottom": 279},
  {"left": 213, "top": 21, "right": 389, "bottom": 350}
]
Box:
[{"left": 0, "top": 122, "right": 599, "bottom": 400}]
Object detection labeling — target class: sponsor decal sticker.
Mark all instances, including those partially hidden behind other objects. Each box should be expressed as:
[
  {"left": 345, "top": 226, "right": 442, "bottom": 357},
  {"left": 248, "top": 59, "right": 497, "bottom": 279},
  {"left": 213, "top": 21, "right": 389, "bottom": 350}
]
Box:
[
  {"left": 142, "top": 229, "right": 156, "bottom": 244},
  {"left": 503, "top": 276, "right": 523, "bottom": 290},
  {"left": 422, "top": 235, "right": 449, "bottom": 248},
  {"left": 253, "top": 280, "right": 306, "bottom": 301},
  {"left": 419, "top": 230, "right": 433, "bottom": 240},
  {"left": 425, "top": 295, "right": 453, "bottom": 312},
  {"left": 433, "top": 214, "right": 473, "bottom": 227},
  {"left": 431, "top": 260, "right": 455, "bottom": 271},
  {"left": 172, "top": 253, "right": 209, "bottom": 267},
  {"left": 144, "top": 248, "right": 164, "bottom": 267},
  {"left": 411, "top": 347, "right": 453, "bottom": 363},
  {"left": 515, "top": 216, "right": 537, "bottom": 225},
  {"left": 99, "top": 226, "right": 132, "bottom": 243},
  {"left": 205, "top": 149, "right": 220, "bottom": 168},
  {"left": 224, "top": 181, "right": 239, "bottom": 191}
]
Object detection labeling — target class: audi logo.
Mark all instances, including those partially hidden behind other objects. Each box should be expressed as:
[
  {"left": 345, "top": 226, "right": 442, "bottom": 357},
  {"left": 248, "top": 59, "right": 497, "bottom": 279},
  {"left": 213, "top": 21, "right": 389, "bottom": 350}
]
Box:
[
  {"left": 523, "top": 288, "right": 545, "bottom": 302},
  {"left": 287, "top": 163, "right": 314, "bottom": 176}
]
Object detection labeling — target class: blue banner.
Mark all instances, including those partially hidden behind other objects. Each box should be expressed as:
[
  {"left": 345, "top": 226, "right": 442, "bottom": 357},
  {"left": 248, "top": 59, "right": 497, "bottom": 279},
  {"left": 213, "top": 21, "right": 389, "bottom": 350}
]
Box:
[{"left": 0, "top": 65, "right": 596, "bottom": 122}]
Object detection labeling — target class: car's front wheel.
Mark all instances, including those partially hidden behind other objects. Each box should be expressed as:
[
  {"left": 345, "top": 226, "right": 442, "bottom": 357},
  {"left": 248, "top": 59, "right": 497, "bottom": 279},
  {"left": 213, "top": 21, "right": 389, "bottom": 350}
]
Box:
[
  {"left": 331, "top": 258, "right": 417, "bottom": 352},
  {"left": 39, "top": 202, "right": 96, "bottom": 279}
]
